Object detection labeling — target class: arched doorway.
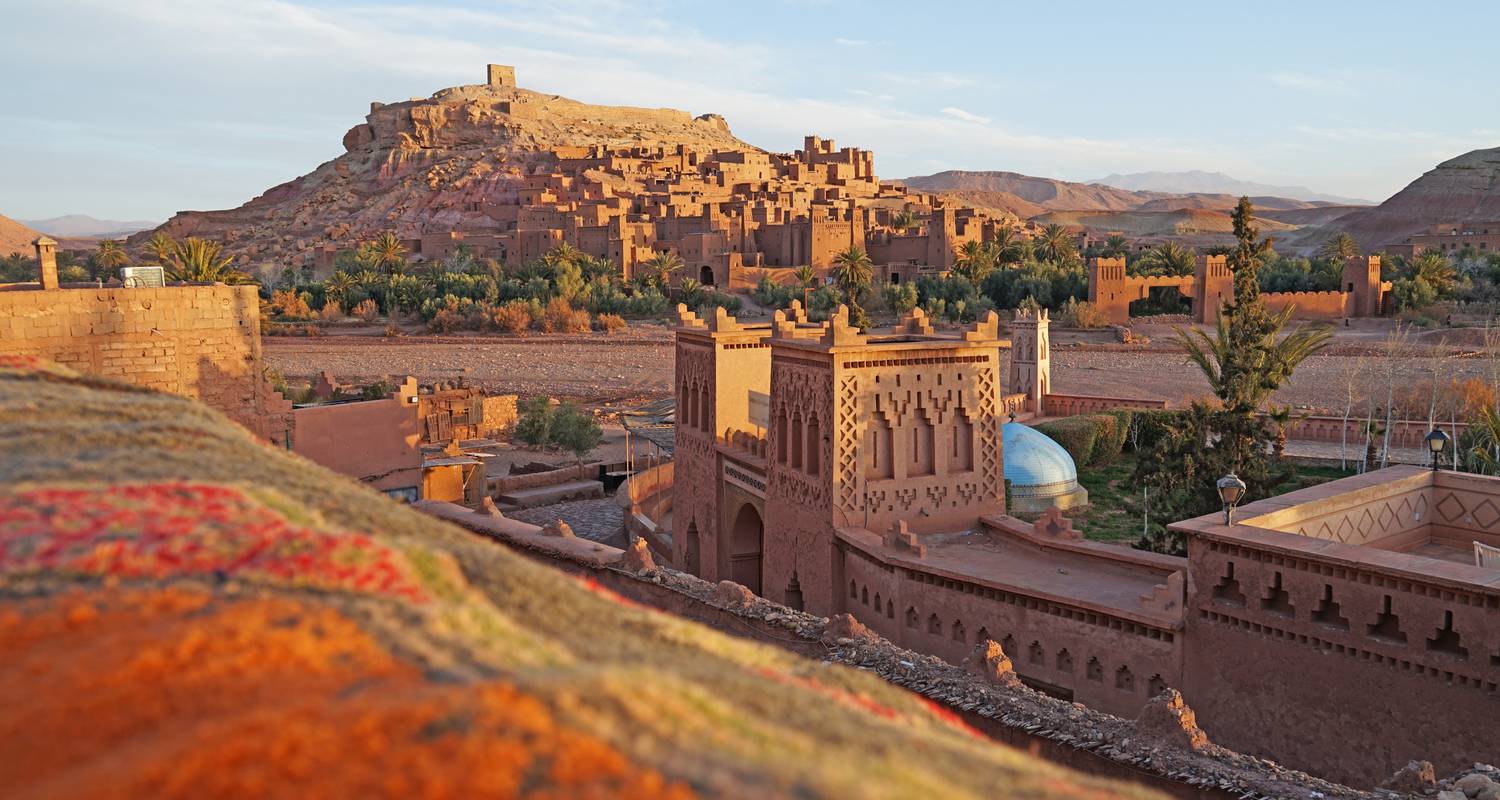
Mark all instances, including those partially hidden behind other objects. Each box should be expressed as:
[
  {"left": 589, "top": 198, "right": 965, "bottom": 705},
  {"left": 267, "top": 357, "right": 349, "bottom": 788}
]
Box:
[
  {"left": 683, "top": 520, "right": 701, "bottom": 575},
  {"left": 729, "top": 503, "right": 763, "bottom": 594},
  {"left": 699, "top": 265, "right": 715, "bottom": 286}
]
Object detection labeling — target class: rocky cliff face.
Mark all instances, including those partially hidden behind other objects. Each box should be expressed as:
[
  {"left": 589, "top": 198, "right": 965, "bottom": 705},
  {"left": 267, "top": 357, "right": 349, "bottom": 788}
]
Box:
[
  {"left": 141, "top": 79, "right": 753, "bottom": 264},
  {"left": 1310, "top": 147, "right": 1500, "bottom": 250}
]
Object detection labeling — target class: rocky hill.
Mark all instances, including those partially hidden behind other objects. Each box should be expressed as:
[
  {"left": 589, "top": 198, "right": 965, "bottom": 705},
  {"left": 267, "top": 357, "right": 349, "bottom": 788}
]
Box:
[
  {"left": 1298, "top": 147, "right": 1500, "bottom": 251},
  {"left": 141, "top": 72, "right": 753, "bottom": 264},
  {"left": 0, "top": 213, "right": 44, "bottom": 257}
]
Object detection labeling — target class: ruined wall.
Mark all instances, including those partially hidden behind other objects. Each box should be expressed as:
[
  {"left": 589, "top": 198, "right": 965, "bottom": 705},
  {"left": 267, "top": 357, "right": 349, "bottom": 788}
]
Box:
[
  {"left": 292, "top": 392, "right": 423, "bottom": 494},
  {"left": 0, "top": 284, "right": 290, "bottom": 441}
]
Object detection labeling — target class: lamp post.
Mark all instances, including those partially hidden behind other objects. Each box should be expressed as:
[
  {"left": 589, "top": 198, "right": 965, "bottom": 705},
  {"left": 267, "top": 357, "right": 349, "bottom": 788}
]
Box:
[
  {"left": 1217, "top": 473, "right": 1247, "bottom": 526},
  {"left": 1425, "top": 429, "right": 1450, "bottom": 472}
]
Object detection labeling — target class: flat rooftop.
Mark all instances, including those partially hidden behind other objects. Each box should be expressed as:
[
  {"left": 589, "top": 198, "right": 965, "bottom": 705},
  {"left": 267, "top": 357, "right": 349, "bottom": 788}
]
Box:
[{"left": 1172, "top": 465, "right": 1500, "bottom": 590}]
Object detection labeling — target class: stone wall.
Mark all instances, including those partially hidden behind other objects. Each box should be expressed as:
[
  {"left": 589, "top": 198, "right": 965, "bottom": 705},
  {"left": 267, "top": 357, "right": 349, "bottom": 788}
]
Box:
[
  {"left": 0, "top": 283, "right": 290, "bottom": 441},
  {"left": 1043, "top": 393, "right": 1169, "bottom": 417}
]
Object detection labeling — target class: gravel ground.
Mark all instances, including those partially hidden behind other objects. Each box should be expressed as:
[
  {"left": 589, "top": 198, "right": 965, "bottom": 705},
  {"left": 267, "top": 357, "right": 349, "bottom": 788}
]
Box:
[
  {"left": 267, "top": 327, "right": 1490, "bottom": 415},
  {"left": 508, "top": 498, "right": 626, "bottom": 547}
]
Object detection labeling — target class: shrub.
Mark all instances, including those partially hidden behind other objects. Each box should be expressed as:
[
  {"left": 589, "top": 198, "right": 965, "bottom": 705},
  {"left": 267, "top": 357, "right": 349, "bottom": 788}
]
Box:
[
  {"left": 881, "top": 282, "right": 918, "bottom": 315},
  {"left": 426, "top": 296, "right": 484, "bottom": 333},
  {"left": 596, "top": 313, "right": 627, "bottom": 333},
  {"left": 1057, "top": 297, "right": 1109, "bottom": 328},
  {"left": 539, "top": 296, "right": 591, "bottom": 333},
  {"left": 697, "top": 291, "right": 742, "bottom": 314},
  {"left": 1084, "top": 414, "right": 1124, "bottom": 464},
  {"left": 1128, "top": 409, "right": 1187, "bottom": 452},
  {"left": 319, "top": 301, "right": 344, "bottom": 321},
  {"left": 352, "top": 298, "right": 380, "bottom": 322},
  {"left": 490, "top": 300, "right": 532, "bottom": 335},
  {"left": 383, "top": 323, "right": 403, "bottom": 338},
  {"left": 753, "top": 275, "right": 796, "bottom": 309},
  {"left": 270, "top": 289, "right": 313, "bottom": 320},
  {"left": 513, "top": 397, "right": 603, "bottom": 458},
  {"left": 624, "top": 289, "right": 669, "bottom": 317},
  {"left": 1032, "top": 416, "right": 1098, "bottom": 468}
]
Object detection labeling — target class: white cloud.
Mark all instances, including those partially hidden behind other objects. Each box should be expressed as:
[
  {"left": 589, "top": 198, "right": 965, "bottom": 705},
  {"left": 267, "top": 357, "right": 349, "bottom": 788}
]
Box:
[
  {"left": 878, "top": 71, "right": 974, "bottom": 90},
  {"left": 833, "top": 37, "right": 869, "bottom": 46},
  {"left": 1267, "top": 71, "right": 1346, "bottom": 91},
  {"left": 940, "top": 107, "right": 990, "bottom": 125}
]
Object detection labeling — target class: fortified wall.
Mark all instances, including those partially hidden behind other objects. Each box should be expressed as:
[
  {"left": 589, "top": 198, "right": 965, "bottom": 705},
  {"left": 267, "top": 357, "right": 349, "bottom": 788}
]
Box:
[
  {"left": 1088, "top": 255, "right": 1390, "bottom": 325},
  {"left": 0, "top": 239, "right": 291, "bottom": 442}
]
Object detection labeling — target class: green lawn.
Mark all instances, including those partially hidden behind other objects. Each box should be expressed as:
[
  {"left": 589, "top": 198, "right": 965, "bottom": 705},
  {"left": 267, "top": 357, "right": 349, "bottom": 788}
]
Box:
[{"left": 1056, "top": 453, "right": 1356, "bottom": 544}]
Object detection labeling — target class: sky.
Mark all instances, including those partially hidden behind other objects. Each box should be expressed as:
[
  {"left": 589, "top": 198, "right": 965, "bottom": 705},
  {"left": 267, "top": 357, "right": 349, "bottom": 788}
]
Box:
[{"left": 2, "top": 0, "right": 1498, "bottom": 222}]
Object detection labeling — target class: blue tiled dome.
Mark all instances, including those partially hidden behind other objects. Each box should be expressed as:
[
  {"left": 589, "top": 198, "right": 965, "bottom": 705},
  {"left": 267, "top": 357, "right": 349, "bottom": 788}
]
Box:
[{"left": 1003, "top": 422, "right": 1080, "bottom": 499}]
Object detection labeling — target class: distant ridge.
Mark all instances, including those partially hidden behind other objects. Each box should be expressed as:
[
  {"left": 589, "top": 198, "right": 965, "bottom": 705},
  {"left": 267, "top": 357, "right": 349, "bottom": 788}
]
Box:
[
  {"left": 21, "top": 214, "right": 159, "bottom": 238},
  {"left": 1088, "top": 170, "right": 1373, "bottom": 206}
]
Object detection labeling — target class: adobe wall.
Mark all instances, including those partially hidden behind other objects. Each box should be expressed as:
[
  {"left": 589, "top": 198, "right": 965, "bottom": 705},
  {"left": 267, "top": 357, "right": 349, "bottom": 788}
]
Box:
[
  {"left": 1181, "top": 529, "right": 1500, "bottom": 787},
  {"left": 838, "top": 533, "right": 1184, "bottom": 719},
  {"left": 1261, "top": 291, "right": 1350, "bottom": 320},
  {"left": 1281, "top": 414, "right": 1462, "bottom": 451},
  {"left": 1043, "top": 394, "right": 1169, "bottom": 417},
  {"left": 0, "top": 284, "right": 290, "bottom": 441},
  {"left": 291, "top": 391, "right": 423, "bottom": 493}
]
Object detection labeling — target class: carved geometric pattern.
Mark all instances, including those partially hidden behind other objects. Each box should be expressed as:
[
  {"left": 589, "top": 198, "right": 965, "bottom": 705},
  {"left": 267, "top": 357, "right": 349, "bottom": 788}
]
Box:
[
  {"left": 1473, "top": 498, "right": 1500, "bottom": 529},
  {"left": 974, "top": 367, "right": 1002, "bottom": 499},
  {"left": 836, "top": 373, "right": 860, "bottom": 513},
  {"left": 1436, "top": 492, "right": 1465, "bottom": 523}
]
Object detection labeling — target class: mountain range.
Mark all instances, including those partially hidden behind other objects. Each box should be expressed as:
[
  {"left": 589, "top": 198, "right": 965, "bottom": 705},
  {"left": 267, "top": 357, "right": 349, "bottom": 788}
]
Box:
[
  {"left": 1087, "top": 171, "right": 1373, "bottom": 206},
  {"left": 20, "top": 214, "right": 159, "bottom": 238}
]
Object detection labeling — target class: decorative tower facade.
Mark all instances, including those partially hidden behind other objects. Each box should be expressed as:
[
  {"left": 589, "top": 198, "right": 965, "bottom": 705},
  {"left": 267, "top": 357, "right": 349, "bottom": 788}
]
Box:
[{"left": 1007, "top": 307, "right": 1050, "bottom": 411}]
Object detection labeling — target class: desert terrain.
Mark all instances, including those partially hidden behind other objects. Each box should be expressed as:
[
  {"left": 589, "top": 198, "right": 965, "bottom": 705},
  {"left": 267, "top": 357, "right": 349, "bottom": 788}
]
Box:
[{"left": 263, "top": 319, "right": 1485, "bottom": 414}]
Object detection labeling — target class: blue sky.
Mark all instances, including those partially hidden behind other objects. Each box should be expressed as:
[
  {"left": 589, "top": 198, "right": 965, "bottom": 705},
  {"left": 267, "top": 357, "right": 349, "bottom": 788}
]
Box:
[{"left": 2, "top": 0, "right": 1497, "bottom": 221}]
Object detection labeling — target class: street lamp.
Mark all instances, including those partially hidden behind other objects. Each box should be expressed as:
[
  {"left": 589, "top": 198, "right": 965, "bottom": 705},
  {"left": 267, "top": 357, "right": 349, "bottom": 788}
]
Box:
[
  {"left": 1217, "top": 473, "right": 1247, "bottom": 526},
  {"left": 1425, "top": 429, "right": 1450, "bottom": 471}
]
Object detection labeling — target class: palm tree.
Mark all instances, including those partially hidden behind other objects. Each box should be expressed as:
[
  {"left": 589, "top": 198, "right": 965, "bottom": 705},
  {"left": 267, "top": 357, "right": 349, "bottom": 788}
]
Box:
[
  {"left": 544, "top": 242, "right": 585, "bottom": 268},
  {"left": 93, "top": 239, "right": 129, "bottom": 280},
  {"left": 1319, "top": 232, "right": 1359, "bottom": 263},
  {"left": 1102, "top": 234, "right": 1130, "bottom": 258},
  {"left": 1267, "top": 406, "right": 1294, "bottom": 462},
  {"left": 794, "top": 265, "right": 818, "bottom": 289},
  {"left": 1465, "top": 406, "right": 1500, "bottom": 475},
  {"left": 1034, "top": 224, "right": 1077, "bottom": 264},
  {"left": 324, "top": 271, "right": 357, "bottom": 308},
  {"left": 167, "top": 238, "right": 250, "bottom": 284},
  {"left": 640, "top": 251, "right": 684, "bottom": 291},
  {"left": 991, "top": 227, "right": 1023, "bottom": 265},
  {"left": 890, "top": 209, "right": 919, "bottom": 231},
  {"left": 1410, "top": 251, "right": 1457, "bottom": 295},
  {"left": 1137, "top": 242, "right": 1197, "bottom": 277},
  {"left": 145, "top": 232, "right": 176, "bottom": 266},
  {"left": 831, "top": 245, "right": 874, "bottom": 328},
  {"left": 1176, "top": 308, "right": 1332, "bottom": 413},
  {"left": 952, "top": 240, "right": 997, "bottom": 283},
  {"left": 364, "top": 232, "right": 408, "bottom": 274}
]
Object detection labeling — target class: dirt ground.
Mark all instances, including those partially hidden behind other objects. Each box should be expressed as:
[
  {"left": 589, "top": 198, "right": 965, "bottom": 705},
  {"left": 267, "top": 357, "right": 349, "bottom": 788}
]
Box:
[{"left": 263, "top": 318, "right": 1496, "bottom": 414}]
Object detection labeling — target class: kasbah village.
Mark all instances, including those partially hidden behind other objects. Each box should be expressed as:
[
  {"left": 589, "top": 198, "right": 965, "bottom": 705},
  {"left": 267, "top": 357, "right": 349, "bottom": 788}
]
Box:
[{"left": 6, "top": 28, "right": 1500, "bottom": 800}]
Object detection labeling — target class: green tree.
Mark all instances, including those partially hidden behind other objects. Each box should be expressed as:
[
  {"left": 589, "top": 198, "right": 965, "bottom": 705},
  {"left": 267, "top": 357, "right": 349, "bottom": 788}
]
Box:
[
  {"left": 1135, "top": 242, "right": 1196, "bottom": 277},
  {"left": 92, "top": 239, "right": 129, "bottom": 280},
  {"left": 953, "top": 240, "right": 997, "bottom": 284},
  {"left": 1318, "top": 232, "right": 1359, "bottom": 263},
  {"left": 514, "top": 397, "right": 554, "bottom": 447},
  {"left": 324, "top": 271, "right": 357, "bottom": 309},
  {"left": 1136, "top": 198, "right": 1331, "bottom": 553},
  {"left": 1101, "top": 234, "right": 1130, "bottom": 259},
  {"left": 991, "top": 227, "right": 1024, "bottom": 265},
  {"left": 361, "top": 232, "right": 408, "bottom": 275},
  {"left": 551, "top": 403, "right": 603, "bottom": 459},
  {"left": 145, "top": 232, "right": 176, "bottom": 266},
  {"left": 831, "top": 245, "right": 874, "bottom": 329},
  {"left": 794, "top": 265, "right": 818, "bottom": 289},
  {"left": 890, "top": 209, "right": 919, "bottom": 231},
  {"left": 167, "top": 238, "right": 250, "bottom": 284},
  {"left": 1409, "top": 251, "right": 1457, "bottom": 296},
  {"left": 1034, "top": 223, "right": 1077, "bottom": 264},
  {"left": 640, "top": 251, "right": 684, "bottom": 291}
]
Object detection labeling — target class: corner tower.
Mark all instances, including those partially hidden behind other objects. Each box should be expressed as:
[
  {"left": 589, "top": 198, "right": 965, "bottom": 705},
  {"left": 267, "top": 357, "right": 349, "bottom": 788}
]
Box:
[
  {"left": 760, "top": 307, "right": 1008, "bottom": 616},
  {"left": 1007, "top": 307, "right": 1050, "bottom": 410}
]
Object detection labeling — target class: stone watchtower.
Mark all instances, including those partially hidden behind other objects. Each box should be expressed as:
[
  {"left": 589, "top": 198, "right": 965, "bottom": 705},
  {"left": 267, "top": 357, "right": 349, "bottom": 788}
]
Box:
[
  {"left": 486, "top": 64, "right": 516, "bottom": 89},
  {"left": 1007, "top": 307, "right": 1050, "bottom": 410},
  {"left": 34, "top": 236, "right": 59, "bottom": 290},
  {"left": 1342, "top": 255, "right": 1385, "bottom": 317}
]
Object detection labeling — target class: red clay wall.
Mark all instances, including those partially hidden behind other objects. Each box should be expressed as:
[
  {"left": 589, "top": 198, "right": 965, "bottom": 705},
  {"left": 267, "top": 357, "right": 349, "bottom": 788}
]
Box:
[
  {"left": 1261, "top": 291, "right": 1351, "bottom": 320},
  {"left": 292, "top": 397, "right": 422, "bottom": 493},
  {"left": 0, "top": 284, "right": 290, "bottom": 441},
  {"left": 1043, "top": 394, "right": 1168, "bottom": 416},
  {"left": 1182, "top": 534, "right": 1500, "bottom": 787}
]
